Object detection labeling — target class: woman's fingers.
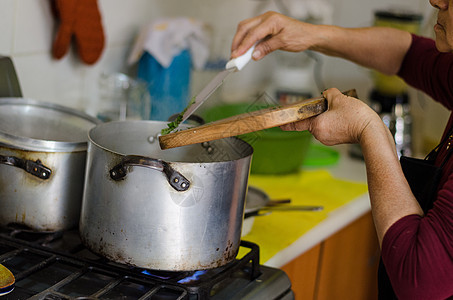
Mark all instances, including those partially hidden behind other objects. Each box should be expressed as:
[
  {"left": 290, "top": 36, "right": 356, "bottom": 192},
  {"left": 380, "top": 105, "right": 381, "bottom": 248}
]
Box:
[
  {"left": 280, "top": 119, "right": 310, "bottom": 132},
  {"left": 231, "top": 11, "right": 305, "bottom": 60},
  {"left": 281, "top": 88, "right": 381, "bottom": 146},
  {"left": 322, "top": 88, "right": 343, "bottom": 103},
  {"left": 231, "top": 16, "right": 263, "bottom": 55}
]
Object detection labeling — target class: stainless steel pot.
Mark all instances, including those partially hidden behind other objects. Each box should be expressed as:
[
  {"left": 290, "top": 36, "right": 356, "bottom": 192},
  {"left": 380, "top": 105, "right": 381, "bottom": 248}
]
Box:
[
  {"left": 0, "top": 98, "right": 99, "bottom": 231},
  {"left": 80, "top": 120, "right": 253, "bottom": 271},
  {"left": 0, "top": 98, "right": 100, "bottom": 232}
]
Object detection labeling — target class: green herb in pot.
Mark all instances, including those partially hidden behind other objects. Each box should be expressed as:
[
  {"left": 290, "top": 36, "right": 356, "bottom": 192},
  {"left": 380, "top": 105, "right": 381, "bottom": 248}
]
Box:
[{"left": 160, "top": 96, "right": 196, "bottom": 135}]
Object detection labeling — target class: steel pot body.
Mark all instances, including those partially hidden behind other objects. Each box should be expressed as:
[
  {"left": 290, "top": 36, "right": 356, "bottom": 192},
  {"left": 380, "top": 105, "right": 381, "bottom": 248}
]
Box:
[
  {"left": 80, "top": 120, "right": 253, "bottom": 271},
  {"left": 0, "top": 98, "right": 100, "bottom": 232}
]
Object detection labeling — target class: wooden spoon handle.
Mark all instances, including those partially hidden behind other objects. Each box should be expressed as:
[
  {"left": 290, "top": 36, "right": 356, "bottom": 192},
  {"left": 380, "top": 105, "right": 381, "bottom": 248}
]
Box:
[{"left": 159, "top": 89, "right": 357, "bottom": 150}]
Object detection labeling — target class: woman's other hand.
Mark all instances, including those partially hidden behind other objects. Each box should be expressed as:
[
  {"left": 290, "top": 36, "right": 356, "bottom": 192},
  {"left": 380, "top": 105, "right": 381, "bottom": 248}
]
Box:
[
  {"left": 231, "top": 11, "right": 412, "bottom": 75},
  {"left": 281, "top": 88, "right": 388, "bottom": 147},
  {"left": 230, "top": 11, "right": 318, "bottom": 61},
  {"left": 282, "top": 88, "right": 417, "bottom": 242}
]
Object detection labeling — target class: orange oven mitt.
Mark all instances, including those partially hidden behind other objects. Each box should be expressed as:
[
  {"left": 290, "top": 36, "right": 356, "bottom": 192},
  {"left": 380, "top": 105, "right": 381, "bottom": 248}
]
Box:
[{"left": 51, "top": 0, "right": 105, "bottom": 65}]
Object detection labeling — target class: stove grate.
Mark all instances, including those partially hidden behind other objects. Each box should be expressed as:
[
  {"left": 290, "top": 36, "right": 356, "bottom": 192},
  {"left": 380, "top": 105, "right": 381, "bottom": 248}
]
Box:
[{"left": 0, "top": 229, "right": 264, "bottom": 300}]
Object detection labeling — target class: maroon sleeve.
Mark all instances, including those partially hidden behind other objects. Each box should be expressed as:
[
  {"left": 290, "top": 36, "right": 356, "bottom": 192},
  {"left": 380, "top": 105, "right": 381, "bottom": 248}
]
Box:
[
  {"left": 381, "top": 172, "right": 453, "bottom": 299},
  {"left": 397, "top": 34, "right": 453, "bottom": 110}
]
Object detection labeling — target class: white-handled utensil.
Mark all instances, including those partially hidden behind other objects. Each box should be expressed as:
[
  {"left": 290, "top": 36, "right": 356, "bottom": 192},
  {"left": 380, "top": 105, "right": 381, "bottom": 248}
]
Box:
[{"left": 180, "top": 44, "right": 257, "bottom": 123}]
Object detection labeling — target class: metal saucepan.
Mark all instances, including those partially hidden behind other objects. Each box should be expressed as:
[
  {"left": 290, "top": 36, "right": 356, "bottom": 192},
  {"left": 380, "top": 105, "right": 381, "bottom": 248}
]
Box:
[
  {"left": 80, "top": 120, "right": 253, "bottom": 271},
  {"left": 0, "top": 98, "right": 100, "bottom": 232},
  {"left": 245, "top": 186, "right": 323, "bottom": 218},
  {"left": 241, "top": 186, "right": 323, "bottom": 237}
]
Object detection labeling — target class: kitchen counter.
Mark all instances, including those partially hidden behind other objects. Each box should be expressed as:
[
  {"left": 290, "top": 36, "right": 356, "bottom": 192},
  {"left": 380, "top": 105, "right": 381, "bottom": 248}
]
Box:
[{"left": 240, "top": 144, "right": 370, "bottom": 268}]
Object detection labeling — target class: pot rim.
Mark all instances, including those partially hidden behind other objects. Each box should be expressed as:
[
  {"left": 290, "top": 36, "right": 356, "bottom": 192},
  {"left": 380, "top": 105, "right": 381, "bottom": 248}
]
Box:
[
  {"left": 88, "top": 120, "right": 254, "bottom": 163},
  {"left": 0, "top": 98, "right": 100, "bottom": 152}
]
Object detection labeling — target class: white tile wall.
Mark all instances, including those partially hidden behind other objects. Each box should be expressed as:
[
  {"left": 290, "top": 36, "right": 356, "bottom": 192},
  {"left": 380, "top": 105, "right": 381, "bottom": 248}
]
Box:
[
  {"left": 0, "top": 0, "right": 15, "bottom": 56},
  {"left": 99, "top": 0, "right": 157, "bottom": 47},
  {"left": 13, "top": 52, "right": 84, "bottom": 107},
  {"left": 14, "top": 0, "right": 54, "bottom": 55},
  {"left": 1, "top": 0, "right": 448, "bottom": 154}
]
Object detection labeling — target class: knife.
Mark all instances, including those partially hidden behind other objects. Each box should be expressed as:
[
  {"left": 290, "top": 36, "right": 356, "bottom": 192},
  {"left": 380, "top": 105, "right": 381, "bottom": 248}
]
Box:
[{"left": 180, "top": 44, "right": 257, "bottom": 123}]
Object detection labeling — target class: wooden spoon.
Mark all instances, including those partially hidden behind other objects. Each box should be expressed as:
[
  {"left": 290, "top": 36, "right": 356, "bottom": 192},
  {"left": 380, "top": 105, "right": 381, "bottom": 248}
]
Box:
[{"left": 159, "top": 89, "right": 357, "bottom": 150}]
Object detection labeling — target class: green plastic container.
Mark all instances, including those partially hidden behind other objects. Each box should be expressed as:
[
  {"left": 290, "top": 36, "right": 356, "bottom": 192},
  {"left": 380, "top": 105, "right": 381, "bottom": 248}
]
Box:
[{"left": 201, "top": 102, "right": 312, "bottom": 174}]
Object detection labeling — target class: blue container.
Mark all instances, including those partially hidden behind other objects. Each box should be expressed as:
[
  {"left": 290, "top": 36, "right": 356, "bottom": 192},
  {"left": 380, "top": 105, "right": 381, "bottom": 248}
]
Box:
[{"left": 138, "top": 50, "right": 191, "bottom": 121}]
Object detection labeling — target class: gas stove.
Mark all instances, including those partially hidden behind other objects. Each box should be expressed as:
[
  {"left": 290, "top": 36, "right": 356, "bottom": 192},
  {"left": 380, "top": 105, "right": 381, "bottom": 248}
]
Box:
[{"left": 0, "top": 227, "right": 293, "bottom": 299}]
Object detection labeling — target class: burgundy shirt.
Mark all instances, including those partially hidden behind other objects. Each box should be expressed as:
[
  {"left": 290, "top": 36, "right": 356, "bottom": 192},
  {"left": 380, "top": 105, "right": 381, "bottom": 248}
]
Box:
[{"left": 381, "top": 35, "right": 453, "bottom": 299}]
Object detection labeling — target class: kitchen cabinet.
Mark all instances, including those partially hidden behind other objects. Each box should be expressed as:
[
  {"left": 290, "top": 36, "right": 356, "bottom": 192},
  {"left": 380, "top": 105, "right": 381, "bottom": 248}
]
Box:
[
  {"left": 281, "top": 212, "right": 380, "bottom": 300},
  {"left": 281, "top": 244, "right": 321, "bottom": 299}
]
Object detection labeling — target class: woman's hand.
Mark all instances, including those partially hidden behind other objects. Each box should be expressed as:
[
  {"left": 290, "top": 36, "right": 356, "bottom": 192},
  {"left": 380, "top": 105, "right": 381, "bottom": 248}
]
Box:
[
  {"left": 231, "top": 11, "right": 318, "bottom": 61},
  {"left": 282, "top": 88, "right": 419, "bottom": 244},
  {"left": 231, "top": 11, "right": 412, "bottom": 75},
  {"left": 281, "top": 88, "right": 386, "bottom": 146}
]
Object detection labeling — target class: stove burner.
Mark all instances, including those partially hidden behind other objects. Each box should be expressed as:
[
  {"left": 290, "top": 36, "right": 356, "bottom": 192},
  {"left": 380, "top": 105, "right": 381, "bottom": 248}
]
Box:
[
  {"left": 0, "top": 227, "right": 293, "bottom": 299},
  {"left": 141, "top": 269, "right": 175, "bottom": 280},
  {"left": 0, "top": 285, "right": 14, "bottom": 297},
  {"left": 177, "top": 270, "right": 208, "bottom": 284}
]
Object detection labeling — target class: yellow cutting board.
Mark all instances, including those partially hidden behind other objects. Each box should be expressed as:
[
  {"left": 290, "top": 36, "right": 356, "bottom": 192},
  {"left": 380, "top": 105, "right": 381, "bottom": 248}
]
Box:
[{"left": 238, "top": 169, "right": 368, "bottom": 264}]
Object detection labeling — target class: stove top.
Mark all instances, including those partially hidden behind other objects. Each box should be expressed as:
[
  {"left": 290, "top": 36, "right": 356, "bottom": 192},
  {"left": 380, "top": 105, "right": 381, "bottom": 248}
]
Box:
[{"left": 0, "top": 228, "right": 293, "bottom": 299}]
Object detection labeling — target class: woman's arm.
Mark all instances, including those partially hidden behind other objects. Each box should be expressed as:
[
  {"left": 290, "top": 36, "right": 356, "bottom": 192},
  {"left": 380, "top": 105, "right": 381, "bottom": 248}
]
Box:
[
  {"left": 281, "top": 88, "right": 423, "bottom": 244},
  {"left": 359, "top": 108, "right": 422, "bottom": 244},
  {"left": 231, "top": 11, "right": 413, "bottom": 75}
]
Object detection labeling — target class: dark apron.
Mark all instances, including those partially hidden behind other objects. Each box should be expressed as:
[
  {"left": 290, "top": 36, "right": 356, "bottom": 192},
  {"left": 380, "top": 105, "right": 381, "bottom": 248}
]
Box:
[{"left": 377, "top": 130, "right": 453, "bottom": 299}]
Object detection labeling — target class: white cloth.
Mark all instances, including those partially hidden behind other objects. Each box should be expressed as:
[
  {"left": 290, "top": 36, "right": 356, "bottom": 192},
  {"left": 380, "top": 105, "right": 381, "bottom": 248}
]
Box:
[{"left": 128, "top": 17, "right": 210, "bottom": 70}]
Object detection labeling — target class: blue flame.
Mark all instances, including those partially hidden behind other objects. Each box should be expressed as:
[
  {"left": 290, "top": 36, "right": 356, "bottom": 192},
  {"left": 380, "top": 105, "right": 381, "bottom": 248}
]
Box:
[
  {"left": 141, "top": 270, "right": 172, "bottom": 280},
  {"left": 177, "top": 270, "right": 208, "bottom": 284}
]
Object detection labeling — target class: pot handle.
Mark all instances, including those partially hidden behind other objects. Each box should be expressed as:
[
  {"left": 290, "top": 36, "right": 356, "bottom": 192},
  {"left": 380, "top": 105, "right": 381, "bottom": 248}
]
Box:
[
  {"left": 109, "top": 155, "right": 190, "bottom": 192},
  {"left": 0, "top": 155, "right": 51, "bottom": 179}
]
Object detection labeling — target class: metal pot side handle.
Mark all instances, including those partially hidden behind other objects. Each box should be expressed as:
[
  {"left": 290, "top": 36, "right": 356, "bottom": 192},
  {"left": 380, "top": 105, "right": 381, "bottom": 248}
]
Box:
[
  {"left": 109, "top": 155, "right": 190, "bottom": 192},
  {"left": 0, "top": 155, "right": 51, "bottom": 180}
]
